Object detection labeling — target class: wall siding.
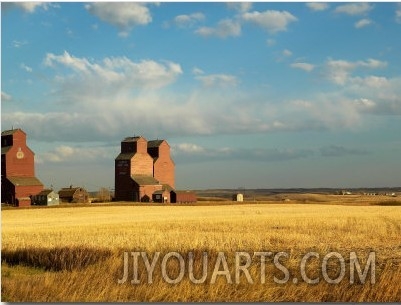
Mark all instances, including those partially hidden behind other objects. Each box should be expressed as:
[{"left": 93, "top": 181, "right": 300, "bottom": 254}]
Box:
[
  {"left": 153, "top": 142, "right": 175, "bottom": 188},
  {"left": 131, "top": 153, "right": 154, "bottom": 176}
]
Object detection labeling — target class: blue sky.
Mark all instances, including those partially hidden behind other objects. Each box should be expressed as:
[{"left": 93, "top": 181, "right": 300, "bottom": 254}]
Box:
[{"left": 2, "top": 2, "right": 401, "bottom": 191}]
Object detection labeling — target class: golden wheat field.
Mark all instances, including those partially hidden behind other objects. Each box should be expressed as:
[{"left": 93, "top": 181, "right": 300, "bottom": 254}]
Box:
[{"left": 2, "top": 201, "right": 401, "bottom": 302}]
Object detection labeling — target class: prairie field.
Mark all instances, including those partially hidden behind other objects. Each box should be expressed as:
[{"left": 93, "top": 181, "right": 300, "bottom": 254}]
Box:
[{"left": 2, "top": 201, "right": 401, "bottom": 302}]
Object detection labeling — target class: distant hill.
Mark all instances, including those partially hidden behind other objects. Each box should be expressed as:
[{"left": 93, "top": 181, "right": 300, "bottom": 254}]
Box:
[{"left": 194, "top": 187, "right": 401, "bottom": 201}]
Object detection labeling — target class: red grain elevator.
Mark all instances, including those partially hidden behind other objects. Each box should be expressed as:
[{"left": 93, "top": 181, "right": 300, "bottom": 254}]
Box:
[
  {"left": 114, "top": 136, "right": 175, "bottom": 202},
  {"left": 1, "top": 128, "right": 44, "bottom": 206}
]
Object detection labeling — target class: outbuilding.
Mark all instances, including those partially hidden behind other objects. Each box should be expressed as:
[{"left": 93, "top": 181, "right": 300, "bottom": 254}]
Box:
[
  {"left": 33, "top": 189, "right": 60, "bottom": 206},
  {"left": 170, "top": 190, "right": 197, "bottom": 203},
  {"left": 233, "top": 193, "right": 244, "bottom": 202},
  {"left": 59, "top": 186, "right": 89, "bottom": 203}
]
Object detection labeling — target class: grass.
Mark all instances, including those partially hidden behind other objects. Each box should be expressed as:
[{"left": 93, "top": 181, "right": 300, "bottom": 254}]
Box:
[
  {"left": 373, "top": 200, "right": 401, "bottom": 206},
  {"left": 2, "top": 202, "right": 401, "bottom": 301},
  {"left": 2, "top": 246, "right": 112, "bottom": 271}
]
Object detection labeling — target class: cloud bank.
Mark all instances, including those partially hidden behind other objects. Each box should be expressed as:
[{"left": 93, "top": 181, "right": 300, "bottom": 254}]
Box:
[{"left": 3, "top": 51, "right": 400, "bottom": 146}]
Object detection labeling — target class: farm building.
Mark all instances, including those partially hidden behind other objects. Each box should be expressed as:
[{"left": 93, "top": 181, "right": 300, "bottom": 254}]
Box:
[
  {"left": 170, "top": 190, "right": 197, "bottom": 203},
  {"left": 152, "top": 190, "right": 168, "bottom": 203},
  {"left": 233, "top": 193, "right": 244, "bottom": 202},
  {"left": 1, "top": 128, "right": 44, "bottom": 206},
  {"left": 59, "top": 186, "right": 89, "bottom": 203},
  {"left": 115, "top": 136, "right": 175, "bottom": 202},
  {"left": 33, "top": 189, "right": 60, "bottom": 206}
]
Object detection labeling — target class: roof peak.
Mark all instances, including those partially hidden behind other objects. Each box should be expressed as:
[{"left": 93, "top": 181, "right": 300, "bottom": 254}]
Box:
[
  {"left": 1, "top": 128, "right": 25, "bottom": 136},
  {"left": 123, "top": 136, "right": 145, "bottom": 142},
  {"left": 147, "top": 139, "right": 166, "bottom": 148}
]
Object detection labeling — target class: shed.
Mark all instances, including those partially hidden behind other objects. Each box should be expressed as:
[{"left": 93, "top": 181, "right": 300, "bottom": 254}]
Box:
[
  {"left": 170, "top": 190, "right": 197, "bottom": 203},
  {"left": 233, "top": 193, "right": 244, "bottom": 202},
  {"left": 152, "top": 188, "right": 170, "bottom": 203},
  {"left": 59, "top": 186, "right": 89, "bottom": 203},
  {"left": 16, "top": 197, "right": 32, "bottom": 207},
  {"left": 33, "top": 189, "right": 60, "bottom": 206}
]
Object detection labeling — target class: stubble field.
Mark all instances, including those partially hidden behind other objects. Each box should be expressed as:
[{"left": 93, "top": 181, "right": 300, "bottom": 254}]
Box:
[{"left": 1, "top": 201, "right": 401, "bottom": 302}]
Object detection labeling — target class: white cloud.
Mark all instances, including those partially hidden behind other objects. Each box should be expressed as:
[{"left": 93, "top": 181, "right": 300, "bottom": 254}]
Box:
[
  {"left": 354, "top": 98, "right": 376, "bottom": 109},
  {"left": 242, "top": 10, "right": 297, "bottom": 33},
  {"left": 350, "top": 76, "right": 390, "bottom": 89},
  {"left": 20, "top": 63, "right": 33, "bottom": 73},
  {"left": 44, "top": 51, "right": 182, "bottom": 90},
  {"left": 3, "top": 2, "right": 47, "bottom": 13},
  {"left": 290, "top": 100, "right": 313, "bottom": 108},
  {"left": 290, "top": 62, "right": 314, "bottom": 72},
  {"left": 227, "top": 2, "right": 252, "bottom": 13},
  {"left": 18, "top": 2, "right": 44, "bottom": 12},
  {"left": 326, "top": 68, "right": 350, "bottom": 85},
  {"left": 195, "top": 19, "right": 241, "bottom": 38},
  {"left": 355, "top": 18, "right": 372, "bottom": 28},
  {"left": 284, "top": 69, "right": 401, "bottom": 126},
  {"left": 12, "top": 40, "right": 28, "bottom": 48},
  {"left": 346, "top": 76, "right": 401, "bottom": 115},
  {"left": 85, "top": 3, "right": 153, "bottom": 35},
  {"left": 196, "top": 74, "right": 239, "bottom": 87},
  {"left": 334, "top": 3, "right": 372, "bottom": 16},
  {"left": 174, "top": 12, "right": 205, "bottom": 28},
  {"left": 118, "top": 31, "right": 130, "bottom": 38},
  {"left": 266, "top": 39, "right": 276, "bottom": 46},
  {"left": 358, "top": 58, "right": 387, "bottom": 69},
  {"left": 192, "top": 67, "right": 204, "bottom": 75},
  {"left": 325, "top": 58, "right": 387, "bottom": 85},
  {"left": 306, "top": 3, "right": 329, "bottom": 11},
  {"left": 38, "top": 145, "right": 112, "bottom": 164},
  {"left": 56, "top": 145, "right": 75, "bottom": 157},
  {"left": 44, "top": 51, "right": 92, "bottom": 72},
  {"left": 66, "top": 28, "right": 74, "bottom": 37},
  {"left": 319, "top": 71, "right": 401, "bottom": 117},
  {"left": 173, "top": 143, "right": 206, "bottom": 154},
  {"left": 282, "top": 49, "right": 292, "bottom": 57},
  {"left": 1, "top": 91, "right": 12, "bottom": 102}
]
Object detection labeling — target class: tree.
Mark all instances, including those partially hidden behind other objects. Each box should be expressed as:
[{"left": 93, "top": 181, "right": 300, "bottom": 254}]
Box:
[{"left": 97, "top": 187, "right": 111, "bottom": 202}]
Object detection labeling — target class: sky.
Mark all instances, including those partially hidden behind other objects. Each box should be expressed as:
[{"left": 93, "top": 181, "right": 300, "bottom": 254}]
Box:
[{"left": 2, "top": 2, "right": 401, "bottom": 191}]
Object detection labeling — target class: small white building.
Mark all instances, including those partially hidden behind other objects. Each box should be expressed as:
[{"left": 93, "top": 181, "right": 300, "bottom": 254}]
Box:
[
  {"left": 33, "top": 189, "right": 60, "bottom": 206},
  {"left": 233, "top": 193, "right": 244, "bottom": 202}
]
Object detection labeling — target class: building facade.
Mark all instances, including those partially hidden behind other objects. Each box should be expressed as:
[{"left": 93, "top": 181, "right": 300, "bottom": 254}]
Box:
[{"left": 1, "top": 129, "right": 43, "bottom": 206}]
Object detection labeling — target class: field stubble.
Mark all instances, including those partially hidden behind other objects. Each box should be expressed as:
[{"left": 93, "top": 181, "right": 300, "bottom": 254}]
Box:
[{"left": 2, "top": 203, "right": 401, "bottom": 301}]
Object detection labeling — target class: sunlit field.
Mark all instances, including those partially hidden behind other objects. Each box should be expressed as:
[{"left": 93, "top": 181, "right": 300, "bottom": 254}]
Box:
[{"left": 2, "top": 201, "right": 401, "bottom": 302}]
